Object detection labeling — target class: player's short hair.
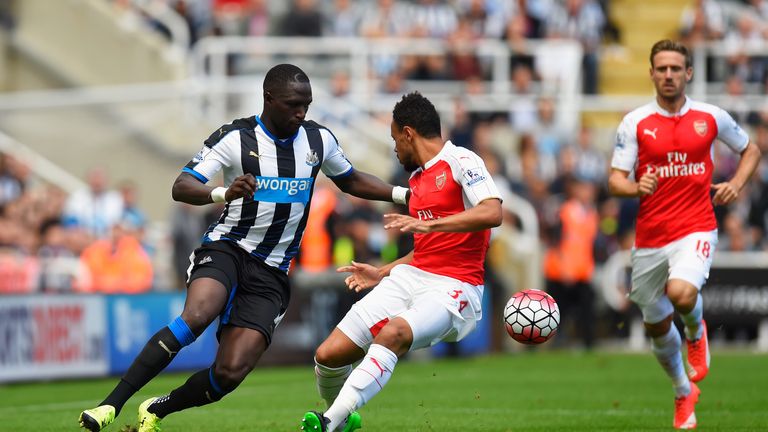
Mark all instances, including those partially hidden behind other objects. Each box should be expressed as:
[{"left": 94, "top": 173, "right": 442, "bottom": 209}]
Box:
[
  {"left": 264, "top": 64, "right": 310, "bottom": 93},
  {"left": 650, "top": 40, "right": 692, "bottom": 69},
  {"left": 392, "top": 92, "right": 441, "bottom": 139}
]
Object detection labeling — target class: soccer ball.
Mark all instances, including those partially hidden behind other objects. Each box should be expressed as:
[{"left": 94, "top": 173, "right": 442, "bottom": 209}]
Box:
[{"left": 503, "top": 289, "right": 560, "bottom": 345}]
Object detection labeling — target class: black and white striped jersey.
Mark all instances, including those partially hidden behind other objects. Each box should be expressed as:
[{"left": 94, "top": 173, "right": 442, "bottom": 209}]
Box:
[{"left": 182, "top": 115, "right": 353, "bottom": 272}]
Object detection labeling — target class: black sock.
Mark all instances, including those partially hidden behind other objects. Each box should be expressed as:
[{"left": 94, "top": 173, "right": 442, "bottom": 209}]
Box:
[
  {"left": 149, "top": 367, "right": 229, "bottom": 418},
  {"left": 101, "top": 327, "right": 182, "bottom": 414}
]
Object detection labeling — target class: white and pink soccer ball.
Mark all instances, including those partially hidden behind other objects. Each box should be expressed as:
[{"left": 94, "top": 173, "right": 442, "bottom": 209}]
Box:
[{"left": 504, "top": 289, "right": 560, "bottom": 345}]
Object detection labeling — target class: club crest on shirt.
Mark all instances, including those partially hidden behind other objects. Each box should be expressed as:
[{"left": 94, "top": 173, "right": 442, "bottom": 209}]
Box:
[
  {"left": 693, "top": 120, "right": 708, "bottom": 137},
  {"left": 435, "top": 171, "right": 446, "bottom": 190},
  {"left": 305, "top": 150, "right": 320, "bottom": 166}
]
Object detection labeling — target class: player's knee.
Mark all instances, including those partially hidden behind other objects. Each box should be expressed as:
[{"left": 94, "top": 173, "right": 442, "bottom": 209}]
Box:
[
  {"left": 644, "top": 315, "right": 673, "bottom": 338},
  {"left": 314, "top": 343, "right": 341, "bottom": 368},
  {"left": 212, "top": 360, "right": 253, "bottom": 391},
  {"left": 180, "top": 309, "right": 216, "bottom": 335},
  {"left": 374, "top": 322, "right": 412, "bottom": 355},
  {"left": 667, "top": 285, "right": 698, "bottom": 311}
]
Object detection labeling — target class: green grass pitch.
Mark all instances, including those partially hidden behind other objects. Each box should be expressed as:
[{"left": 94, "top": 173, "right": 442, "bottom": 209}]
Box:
[{"left": 2, "top": 351, "right": 766, "bottom": 431}]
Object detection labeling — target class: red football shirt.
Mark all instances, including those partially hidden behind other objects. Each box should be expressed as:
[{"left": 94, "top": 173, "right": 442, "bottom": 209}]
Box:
[
  {"left": 611, "top": 97, "right": 749, "bottom": 247},
  {"left": 408, "top": 142, "right": 501, "bottom": 285}
]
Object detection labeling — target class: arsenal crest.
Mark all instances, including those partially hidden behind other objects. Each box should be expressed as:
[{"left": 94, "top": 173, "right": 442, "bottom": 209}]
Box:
[
  {"left": 693, "top": 120, "right": 708, "bottom": 137},
  {"left": 435, "top": 171, "right": 446, "bottom": 190}
]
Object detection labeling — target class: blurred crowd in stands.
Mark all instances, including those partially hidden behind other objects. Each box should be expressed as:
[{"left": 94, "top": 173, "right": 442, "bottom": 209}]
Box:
[{"left": 4, "top": 0, "right": 768, "bottom": 347}]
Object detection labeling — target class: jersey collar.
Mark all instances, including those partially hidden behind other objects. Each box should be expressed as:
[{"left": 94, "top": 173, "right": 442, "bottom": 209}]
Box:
[
  {"left": 423, "top": 140, "right": 454, "bottom": 170},
  {"left": 255, "top": 115, "right": 299, "bottom": 146},
  {"left": 653, "top": 96, "right": 691, "bottom": 117}
]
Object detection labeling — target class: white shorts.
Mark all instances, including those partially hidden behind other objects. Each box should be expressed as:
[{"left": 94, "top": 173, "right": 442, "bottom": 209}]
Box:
[
  {"left": 337, "top": 264, "right": 483, "bottom": 351},
  {"left": 629, "top": 229, "right": 717, "bottom": 323}
]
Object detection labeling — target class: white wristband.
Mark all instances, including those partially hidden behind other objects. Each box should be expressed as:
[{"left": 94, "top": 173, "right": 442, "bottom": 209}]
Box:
[
  {"left": 210, "top": 187, "right": 228, "bottom": 203},
  {"left": 392, "top": 186, "right": 409, "bottom": 204}
]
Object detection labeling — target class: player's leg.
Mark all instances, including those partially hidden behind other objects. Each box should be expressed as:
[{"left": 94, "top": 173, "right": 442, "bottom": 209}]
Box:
[
  {"left": 323, "top": 292, "right": 459, "bottom": 432},
  {"left": 667, "top": 230, "right": 716, "bottom": 383},
  {"left": 643, "top": 298, "right": 699, "bottom": 429},
  {"left": 79, "top": 277, "right": 227, "bottom": 431},
  {"left": 138, "top": 326, "right": 268, "bottom": 431},
  {"left": 314, "top": 328, "right": 366, "bottom": 408}
]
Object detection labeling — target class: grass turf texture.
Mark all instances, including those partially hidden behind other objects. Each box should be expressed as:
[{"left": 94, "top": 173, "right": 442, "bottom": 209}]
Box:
[{"left": 2, "top": 351, "right": 766, "bottom": 431}]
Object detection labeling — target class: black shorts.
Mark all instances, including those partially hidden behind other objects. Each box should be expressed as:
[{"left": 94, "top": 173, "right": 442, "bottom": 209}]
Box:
[{"left": 187, "top": 240, "right": 290, "bottom": 345}]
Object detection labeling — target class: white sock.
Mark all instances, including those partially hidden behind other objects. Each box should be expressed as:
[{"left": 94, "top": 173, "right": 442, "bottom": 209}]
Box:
[
  {"left": 325, "top": 344, "right": 398, "bottom": 431},
  {"left": 651, "top": 326, "right": 690, "bottom": 398},
  {"left": 315, "top": 358, "right": 352, "bottom": 408},
  {"left": 680, "top": 295, "right": 703, "bottom": 340}
]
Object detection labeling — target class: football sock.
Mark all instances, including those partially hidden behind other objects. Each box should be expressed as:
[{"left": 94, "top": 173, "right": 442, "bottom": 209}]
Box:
[
  {"left": 149, "top": 366, "right": 230, "bottom": 418},
  {"left": 680, "top": 295, "right": 703, "bottom": 340},
  {"left": 315, "top": 358, "right": 352, "bottom": 407},
  {"left": 102, "top": 318, "right": 195, "bottom": 414},
  {"left": 325, "top": 344, "right": 398, "bottom": 431},
  {"left": 651, "top": 326, "right": 690, "bottom": 398}
]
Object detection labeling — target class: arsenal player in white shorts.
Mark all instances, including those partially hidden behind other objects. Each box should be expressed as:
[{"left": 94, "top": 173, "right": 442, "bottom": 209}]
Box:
[
  {"left": 299, "top": 92, "right": 503, "bottom": 432},
  {"left": 609, "top": 40, "right": 761, "bottom": 430}
]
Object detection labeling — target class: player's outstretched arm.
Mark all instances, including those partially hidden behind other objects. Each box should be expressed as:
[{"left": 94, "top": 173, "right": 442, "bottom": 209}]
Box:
[
  {"left": 332, "top": 170, "right": 409, "bottom": 204},
  {"left": 172, "top": 172, "right": 256, "bottom": 205},
  {"left": 337, "top": 251, "right": 414, "bottom": 292},
  {"left": 384, "top": 198, "right": 502, "bottom": 234},
  {"left": 712, "top": 142, "right": 761, "bottom": 206},
  {"left": 608, "top": 168, "right": 657, "bottom": 198}
]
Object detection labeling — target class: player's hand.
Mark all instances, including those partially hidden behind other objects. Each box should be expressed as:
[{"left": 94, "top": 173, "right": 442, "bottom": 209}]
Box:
[
  {"left": 383, "top": 213, "right": 432, "bottom": 233},
  {"left": 711, "top": 181, "right": 739, "bottom": 206},
  {"left": 336, "top": 261, "right": 382, "bottom": 292},
  {"left": 227, "top": 174, "right": 257, "bottom": 201},
  {"left": 637, "top": 170, "right": 658, "bottom": 197}
]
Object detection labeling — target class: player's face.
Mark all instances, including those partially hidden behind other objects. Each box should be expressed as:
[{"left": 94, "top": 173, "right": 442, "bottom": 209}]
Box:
[
  {"left": 264, "top": 81, "right": 312, "bottom": 138},
  {"left": 650, "top": 51, "right": 692, "bottom": 101},
  {"left": 390, "top": 122, "right": 419, "bottom": 172}
]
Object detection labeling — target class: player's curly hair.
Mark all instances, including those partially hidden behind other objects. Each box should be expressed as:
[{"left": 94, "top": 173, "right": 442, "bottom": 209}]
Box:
[
  {"left": 650, "top": 40, "right": 692, "bottom": 69},
  {"left": 264, "top": 64, "right": 310, "bottom": 93},
  {"left": 392, "top": 92, "right": 441, "bottom": 139}
]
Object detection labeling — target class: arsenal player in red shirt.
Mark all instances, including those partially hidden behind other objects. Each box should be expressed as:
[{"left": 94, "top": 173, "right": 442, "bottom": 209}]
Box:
[
  {"left": 300, "top": 92, "right": 503, "bottom": 432},
  {"left": 609, "top": 40, "right": 761, "bottom": 430}
]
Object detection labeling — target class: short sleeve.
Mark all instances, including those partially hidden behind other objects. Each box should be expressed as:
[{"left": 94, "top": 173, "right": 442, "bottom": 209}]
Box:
[
  {"left": 714, "top": 107, "right": 749, "bottom": 153},
  {"left": 453, "top": 152, "right": 502, "bottom": 207},
  {"left": 611, "top": 116, "right": 638, "bottom": 172},
  {"left": 320, "top": 130, "right": 354, "bottom": 178},
  {"left": 182, "top": 131, "right": 239, "bottom": 183}
]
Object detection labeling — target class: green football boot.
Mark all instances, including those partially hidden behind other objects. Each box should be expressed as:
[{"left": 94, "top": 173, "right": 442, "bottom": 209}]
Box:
[
  {"left": 79, "top": 405, "right": 116, "bottom": 431},
  {"left": 300, "top": 411, "right": 361, "bottom": 432},
  {"left": 137, "top": 397, "right": 162, "bottom": 432}
]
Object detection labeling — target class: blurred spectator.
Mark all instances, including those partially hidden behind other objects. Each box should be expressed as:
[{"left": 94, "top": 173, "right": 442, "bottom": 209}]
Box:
[
  {"left": 503, "top": 13, "right": 535, "bottom": 72},
  {"left": 62, "top": 167, "right": 124, "bottom": 238},
  {"left": 299, "top": 181, "right": 338, "bottom": 272},
  {"left": 279, "top": 0, "right": 323, "bottom": 37},
  {"left": 573, "top": 125, "right": 607, "bottom": 183},
  {"left": 530, "top": 97, "right": 568, "bottom": 180},
  {"left": 0, "top": 153, "right": 25, "bottom": 207},
  {"left": 446, "top": 14, "right": 483, "bottom": 80},
  {"left": 679, "top": 0, "right": 725, "bottom": 43},
  {"left": 245, "top": 0, "right": 271, "bottom": 37},
  {"left": 37, "top": 219, "right": 83, "bottom": 293},
  {"left": 327, "top": 0, "right": 361, "bottom": 37},
  {"left": 410, "top": 0, "right": 459, "bottom": 38},
  {"left": 544, "top": 175, "right": 598, "bottom": 349},
  {"left": 169, "top": 203, "right": 206, "bottom": 288},
  {"left": 723, "top": 11, "right": 768, "bottom": 83},
  {"left": 212, "top": 0, "right": 250, "bottom": 36},
  {"left": 359, "top": 0, "right": 412, "bottom": 38},
  {"left": 507, "top": 64, "right": 538, "bottom": 133},
  {"left": 119, "top": 180, "right": 147, "bottom": 231},
  {"left": 546, "top": 0, "right": 605, "bottom": 94},
  {"left": 79, "top": 221, "right": 153, "bottom": 293}
]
